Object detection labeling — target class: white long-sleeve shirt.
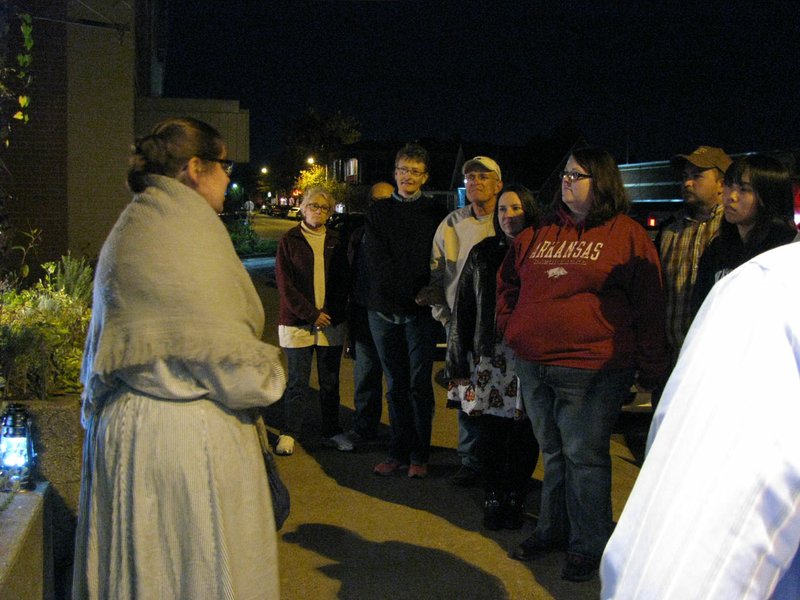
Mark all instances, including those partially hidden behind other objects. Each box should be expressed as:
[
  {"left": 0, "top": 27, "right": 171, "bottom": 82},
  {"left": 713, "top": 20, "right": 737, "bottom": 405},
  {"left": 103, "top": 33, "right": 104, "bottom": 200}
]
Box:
[{"left": 601, "top": 242, "right": 800, "bottom": 600}]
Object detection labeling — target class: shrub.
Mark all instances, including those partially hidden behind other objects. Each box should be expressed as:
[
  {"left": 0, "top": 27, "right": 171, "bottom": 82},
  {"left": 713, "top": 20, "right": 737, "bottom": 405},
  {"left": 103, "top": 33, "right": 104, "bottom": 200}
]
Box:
[
  {"left": 226, "top": 220, "right": 277, "bottom": 257},
  {"left": 0, "top": 255, "right": 92, "bottom": 399}
]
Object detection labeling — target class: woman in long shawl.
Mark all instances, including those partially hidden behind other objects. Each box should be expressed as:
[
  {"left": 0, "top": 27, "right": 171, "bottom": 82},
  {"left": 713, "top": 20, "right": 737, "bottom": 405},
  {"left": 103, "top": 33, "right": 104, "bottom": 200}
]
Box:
[{"left": 73, "top": 118, "right": 286, "bottom": 599}]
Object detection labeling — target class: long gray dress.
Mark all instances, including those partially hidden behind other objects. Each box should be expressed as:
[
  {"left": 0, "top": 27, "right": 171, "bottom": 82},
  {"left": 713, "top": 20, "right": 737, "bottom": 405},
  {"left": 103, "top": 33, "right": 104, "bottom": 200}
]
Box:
[{"left": 73, "top": 175, "right": 286, "bottom": 599}]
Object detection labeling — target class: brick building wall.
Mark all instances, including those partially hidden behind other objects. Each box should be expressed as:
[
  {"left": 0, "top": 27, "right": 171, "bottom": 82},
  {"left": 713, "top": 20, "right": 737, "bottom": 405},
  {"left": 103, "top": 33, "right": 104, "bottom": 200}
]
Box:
[{"left": 1, "top": 0, "right": 135, "bottom": 268}]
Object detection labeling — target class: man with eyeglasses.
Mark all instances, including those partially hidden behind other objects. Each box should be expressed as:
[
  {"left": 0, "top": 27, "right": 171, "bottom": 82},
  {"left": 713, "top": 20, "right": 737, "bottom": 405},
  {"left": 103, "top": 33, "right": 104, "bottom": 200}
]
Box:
[
  {"left": 422, "top": 155, "right": 503, "bottom": 486},
  {"left": 657, "top": 146, "right": 731, "bottom": 380},
  {"left": 365, "top": 144, "right": 447, "bottom": 479}
]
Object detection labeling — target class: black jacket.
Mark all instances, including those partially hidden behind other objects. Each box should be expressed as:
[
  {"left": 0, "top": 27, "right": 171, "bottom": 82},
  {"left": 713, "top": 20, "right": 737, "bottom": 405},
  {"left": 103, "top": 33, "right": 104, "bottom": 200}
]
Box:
[
  {"left": 445, "top": 235, "right": 510, "bottom": 379},
  {"left": 364, "top": 193, "right": 446, "bottom": 315},
  {"left": 691, "top": 221, "right": 796, "bottom": 317}
]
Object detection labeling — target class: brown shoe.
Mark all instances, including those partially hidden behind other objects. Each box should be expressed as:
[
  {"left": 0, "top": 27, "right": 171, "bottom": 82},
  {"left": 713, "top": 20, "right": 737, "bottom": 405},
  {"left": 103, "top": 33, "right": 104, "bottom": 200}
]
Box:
[
  {"left": 408, "top": 464, "right": 428, "bottom": 479},
  {"left": 373, "top": 459, "right": 407, "bottom": 476}
]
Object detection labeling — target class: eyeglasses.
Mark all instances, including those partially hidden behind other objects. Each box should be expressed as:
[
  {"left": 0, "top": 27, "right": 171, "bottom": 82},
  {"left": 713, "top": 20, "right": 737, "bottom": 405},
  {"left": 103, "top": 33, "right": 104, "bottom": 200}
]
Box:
[
  {"left": 464, "top": 172, "right": 497, "bottom": 183},
  {"left": 561, "top": 170, "right": 592, "bottom": 183},
  {"left": 306, "top": 203, "right": 330, "bottom": 213},
  {"left": 395, "top": 166, "right": 427, "bottom": 177},
  {"left": 198, "top": 156, "right": 235, "bottom": 176}
]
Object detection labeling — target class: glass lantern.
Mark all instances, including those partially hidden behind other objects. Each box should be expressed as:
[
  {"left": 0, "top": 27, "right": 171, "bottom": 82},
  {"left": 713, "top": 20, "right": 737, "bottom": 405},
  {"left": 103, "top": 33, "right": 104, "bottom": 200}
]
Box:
[{"left": 0, "top": 403, "right": 36, "bottom": 490}]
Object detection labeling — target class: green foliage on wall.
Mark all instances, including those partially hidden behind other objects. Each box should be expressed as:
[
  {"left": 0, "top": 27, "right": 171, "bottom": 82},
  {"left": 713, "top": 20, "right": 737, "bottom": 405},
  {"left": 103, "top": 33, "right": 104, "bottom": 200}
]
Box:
[{"left": 0, "top": 5, "right": 33, "bottom": 151}]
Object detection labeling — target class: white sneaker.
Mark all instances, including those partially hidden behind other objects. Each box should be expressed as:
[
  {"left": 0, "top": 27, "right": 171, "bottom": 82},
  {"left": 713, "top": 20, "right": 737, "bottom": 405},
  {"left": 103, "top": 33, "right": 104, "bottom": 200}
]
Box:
[
  {"left": 323, "top": 433, "right": 354, "bottom": 452},
  {"left": 275, "top": 435, "right": 295, "bottom": 456}
]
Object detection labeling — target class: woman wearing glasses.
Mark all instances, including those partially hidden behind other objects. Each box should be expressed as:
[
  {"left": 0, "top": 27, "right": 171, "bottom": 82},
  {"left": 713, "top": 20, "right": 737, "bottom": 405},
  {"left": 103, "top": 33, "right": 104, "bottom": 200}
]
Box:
[
  {"left": 275, "top": 186, "right": 352, "bottom": 455},
  {"left": 497, "top": 147, "right": 668, "bottom": 582},
  {"left": 74, "top": 118, "right": 286, "bottom": 598}
]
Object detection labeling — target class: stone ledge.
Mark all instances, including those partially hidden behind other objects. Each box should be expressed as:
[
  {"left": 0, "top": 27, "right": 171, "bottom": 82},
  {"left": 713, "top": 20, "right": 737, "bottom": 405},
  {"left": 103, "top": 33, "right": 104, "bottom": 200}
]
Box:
[
  {"left": 0, "top": 482, "right": 53, "bottom": 600},
  {"left": 2, "top": 397, "right": 84, "bottom": 597}
]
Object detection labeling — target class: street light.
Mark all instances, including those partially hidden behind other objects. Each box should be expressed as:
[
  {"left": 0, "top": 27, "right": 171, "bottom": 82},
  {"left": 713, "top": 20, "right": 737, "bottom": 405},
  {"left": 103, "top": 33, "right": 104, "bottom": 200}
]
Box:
[
  {"left": 306, "top": 156, "right": 315, "bottom": 165},
  {"left": 260, "top": 166, "right": 268, "bottom": 175}
]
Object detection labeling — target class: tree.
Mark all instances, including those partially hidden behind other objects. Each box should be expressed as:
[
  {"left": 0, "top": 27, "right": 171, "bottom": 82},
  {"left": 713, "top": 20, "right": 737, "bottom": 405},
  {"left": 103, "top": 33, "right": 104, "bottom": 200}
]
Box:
[
  {"left": 294, "top": 163, "right": 348, "bottom": 206},
  {"left": 285, "top": 106, "right": 361, "bottom": 167}
]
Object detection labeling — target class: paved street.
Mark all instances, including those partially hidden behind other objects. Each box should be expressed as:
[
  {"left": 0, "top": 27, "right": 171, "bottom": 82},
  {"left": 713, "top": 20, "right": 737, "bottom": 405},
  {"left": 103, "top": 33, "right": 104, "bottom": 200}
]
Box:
[{"left": 247, "top": 259, "right": 652, "bottom": 600}]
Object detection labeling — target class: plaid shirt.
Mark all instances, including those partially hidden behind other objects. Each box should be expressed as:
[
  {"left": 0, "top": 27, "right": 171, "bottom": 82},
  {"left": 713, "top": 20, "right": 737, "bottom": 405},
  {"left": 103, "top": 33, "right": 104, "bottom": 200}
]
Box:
[{"left": 658, "top": 204, "right": 723, "bottom": 362}]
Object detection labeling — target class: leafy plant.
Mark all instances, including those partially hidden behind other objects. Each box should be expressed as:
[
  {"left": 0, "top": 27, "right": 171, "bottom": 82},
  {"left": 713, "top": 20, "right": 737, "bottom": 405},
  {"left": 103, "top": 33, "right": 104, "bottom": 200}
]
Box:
[
  {"left": 0, "top": 255, "right": 92, "bottom": 399},
  {"left": 1, "top": 226, "right": 40, "bottom": 288},
  {"left": 53, "top": 252, "right": 93, "bottom": 306},
  {"left": 0, "top": 5, "right": 33, "bottom": 293},
  {"left": 226, "top": 220, "right": 277, "bottom": 257},
  {"left": 0, "top": 5, "right": 33, "bottom": 151}
]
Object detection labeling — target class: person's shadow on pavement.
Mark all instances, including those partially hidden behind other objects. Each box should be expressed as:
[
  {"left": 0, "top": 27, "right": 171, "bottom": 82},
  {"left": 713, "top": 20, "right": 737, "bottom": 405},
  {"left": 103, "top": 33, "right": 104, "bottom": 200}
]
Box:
[{"left": 283, "top": 523, "right": 510, "bottom": 600}]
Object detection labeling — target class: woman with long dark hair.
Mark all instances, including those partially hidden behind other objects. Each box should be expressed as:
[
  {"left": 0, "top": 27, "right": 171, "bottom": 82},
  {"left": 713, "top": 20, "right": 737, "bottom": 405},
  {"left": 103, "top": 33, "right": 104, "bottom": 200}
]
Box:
[
  {"left": 692, "top": 154, "right": 797, "bottom": 316},
  {"left": 446, "top": 184, "right": 540, "bottom": 531}
]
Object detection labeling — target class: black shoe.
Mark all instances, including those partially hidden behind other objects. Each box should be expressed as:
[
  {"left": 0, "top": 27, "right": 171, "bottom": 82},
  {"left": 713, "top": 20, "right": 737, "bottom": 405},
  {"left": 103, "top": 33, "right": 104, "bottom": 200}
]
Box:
[
  {"left": 508, "top": 536, "right": 557, "bottom": 562},
  {"left": 450, "top": 465, "right": 481, "bottom": 487},
  {"left": 561, "top": 552, "right": 599, "bottom": 582},
  {"left": 503, "top": 492, "right": 525, "bottom": 530},
  {"left": 483, "top": 492, "right": 504, "bottom": 531}
]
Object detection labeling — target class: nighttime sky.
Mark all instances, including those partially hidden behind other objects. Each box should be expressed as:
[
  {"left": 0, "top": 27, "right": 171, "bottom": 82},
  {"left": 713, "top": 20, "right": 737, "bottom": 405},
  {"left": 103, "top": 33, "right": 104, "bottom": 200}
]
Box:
[{"left": 163, "top": 1, "right": 800, "bottom": 166}]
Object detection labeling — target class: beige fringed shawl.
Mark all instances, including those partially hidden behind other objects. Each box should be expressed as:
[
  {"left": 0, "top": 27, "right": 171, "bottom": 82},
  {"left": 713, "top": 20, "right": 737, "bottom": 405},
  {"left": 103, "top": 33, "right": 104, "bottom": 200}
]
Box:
[{"left": 80, "top": 175, "right": 285, "bottom": 422}]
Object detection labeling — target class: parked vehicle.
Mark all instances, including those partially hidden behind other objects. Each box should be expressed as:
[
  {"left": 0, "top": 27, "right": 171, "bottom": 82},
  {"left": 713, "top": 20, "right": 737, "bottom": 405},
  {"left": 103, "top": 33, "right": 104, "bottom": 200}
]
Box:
[
  {"left": 287, "top": 206, "right": 302, "bottom": 220},
  {"left": 263, "top": 204, "right": 290, "bottom": 218}
]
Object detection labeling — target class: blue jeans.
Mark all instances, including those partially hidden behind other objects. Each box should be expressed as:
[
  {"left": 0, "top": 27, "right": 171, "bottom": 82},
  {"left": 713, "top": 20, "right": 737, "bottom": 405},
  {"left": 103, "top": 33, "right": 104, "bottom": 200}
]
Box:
[
  {"left": 368, "top": 310, "right": 436, "bottom": 465},
  {"left": 281, "top": 345, "right": 344, "bottom": 438},
  {"left": 515, "top": 361, "right": 634, "bottom": 558},
  {"left": 458, "top": 410, "right": 482, "bottom": 470},
  {"left": 445, "top": 321, "right": 482, "bottom": 470},
  {"left": 350, "top": 306, "right": 383, "bottom": 438}
]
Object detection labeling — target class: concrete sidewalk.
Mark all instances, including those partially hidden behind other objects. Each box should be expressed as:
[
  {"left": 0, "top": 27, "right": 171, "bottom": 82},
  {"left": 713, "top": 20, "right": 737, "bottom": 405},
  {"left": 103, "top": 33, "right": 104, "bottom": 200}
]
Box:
[{"left": 251, "top": 274, "right": 649, "bottom": 600}]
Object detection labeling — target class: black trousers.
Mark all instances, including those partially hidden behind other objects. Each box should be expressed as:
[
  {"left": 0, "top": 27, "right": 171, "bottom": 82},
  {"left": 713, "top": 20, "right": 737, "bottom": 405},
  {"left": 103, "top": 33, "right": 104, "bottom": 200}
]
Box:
[{"left": 478, "top": 413, "right": 539, "bottom": 495}]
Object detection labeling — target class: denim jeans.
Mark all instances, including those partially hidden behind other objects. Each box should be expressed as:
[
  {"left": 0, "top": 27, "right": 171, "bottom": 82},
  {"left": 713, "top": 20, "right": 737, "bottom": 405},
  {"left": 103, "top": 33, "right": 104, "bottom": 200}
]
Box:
[
  {"left": 445, "top": 321, "right": 482, "bottom": 470},
  {"left": 282, "top": 345, "right": 344, "bottom": 438},
  {"left": 350, "top": 306, "right": 383, "bottom": 438},
  {"left": 368, "top": 310, "right": 436, "bottom": 465},
  {"left": 515, "top": 361, "right": 634, "bottom": 558},
  {"left": 458, "top": 410, "right": 483, "bottom": 470}
]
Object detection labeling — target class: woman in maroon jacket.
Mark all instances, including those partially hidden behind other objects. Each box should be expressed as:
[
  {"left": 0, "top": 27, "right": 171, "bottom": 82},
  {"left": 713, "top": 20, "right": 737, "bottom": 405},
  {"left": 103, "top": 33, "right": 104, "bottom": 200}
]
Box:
[
  {"left": 275, "top": 186, "right": 351, "bottom": 455},
  {"left": 497, "top": 147, "right": 668, "bottom": 582}
]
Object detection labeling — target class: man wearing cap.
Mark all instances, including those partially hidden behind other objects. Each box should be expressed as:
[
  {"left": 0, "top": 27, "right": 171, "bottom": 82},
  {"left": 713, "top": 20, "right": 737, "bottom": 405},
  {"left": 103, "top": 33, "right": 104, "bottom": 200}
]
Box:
[
  {"left": 658, "top": 145, "right": 732, "bottom": 371},
  {"left": 422, "top": 155, "right": 503, "bottom": 485}
]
